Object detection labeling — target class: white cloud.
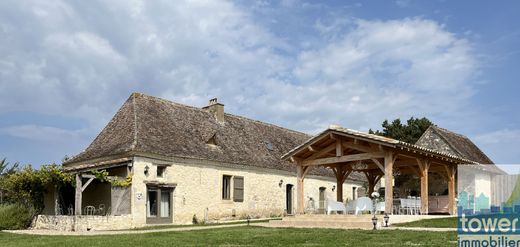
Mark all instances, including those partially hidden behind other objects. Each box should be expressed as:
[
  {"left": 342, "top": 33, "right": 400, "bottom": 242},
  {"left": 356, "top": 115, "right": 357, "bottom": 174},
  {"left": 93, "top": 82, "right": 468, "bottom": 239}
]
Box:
[
  {"left": 474, "top": 129, "right": 520, "bottom": 165},
  {"left": 0, "top": 125, "right": 85, "bottom": 142},
  {"left": 0, "top": 1, "right": 487, "bottom": 163}
]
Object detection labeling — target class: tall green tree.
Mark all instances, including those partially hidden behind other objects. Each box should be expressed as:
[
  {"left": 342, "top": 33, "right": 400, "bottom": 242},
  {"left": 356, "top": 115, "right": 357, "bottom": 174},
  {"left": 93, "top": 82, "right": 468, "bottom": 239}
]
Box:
[{"left": 369, "top": 117, "right": 433, "bottom": 144}]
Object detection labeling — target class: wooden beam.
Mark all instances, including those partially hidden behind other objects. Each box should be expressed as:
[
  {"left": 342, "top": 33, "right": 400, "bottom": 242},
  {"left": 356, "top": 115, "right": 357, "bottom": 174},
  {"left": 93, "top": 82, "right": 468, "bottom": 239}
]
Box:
[
  {"left": 336, "top": 140, "right": 343, "bottom": 157},
  {"left": 81, "top": 176, "right": 95, "bottom": 192},
  {"left": 341, "top": 141, "right": 375, "bottom": 153},
  {"left": 304, "top": 143, "right": 336, "bottom": 161},
  {"left": 302, "top": 152, "right": 385, "bottom": 166},
  {"left": 371, "top": 158, "right": 385, "bottom": 173}
]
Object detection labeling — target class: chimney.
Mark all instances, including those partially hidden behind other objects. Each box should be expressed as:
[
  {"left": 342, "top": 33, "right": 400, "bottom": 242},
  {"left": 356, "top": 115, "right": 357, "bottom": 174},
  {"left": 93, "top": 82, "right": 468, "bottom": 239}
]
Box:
[{"left": 203, "top": 98, "right": 225, "bottom": 123}]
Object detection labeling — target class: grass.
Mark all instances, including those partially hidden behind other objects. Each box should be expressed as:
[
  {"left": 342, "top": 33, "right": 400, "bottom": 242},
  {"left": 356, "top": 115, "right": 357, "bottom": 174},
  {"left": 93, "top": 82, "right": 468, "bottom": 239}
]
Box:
[
  {"left": 393, "top": 217, "right": 457, "bottom": 228},
  {"left": 0, "top": 226, "right": 457, "bottom": 246},
  {"left": 129, "top": 218, "right": 275, "bottom": 230}
]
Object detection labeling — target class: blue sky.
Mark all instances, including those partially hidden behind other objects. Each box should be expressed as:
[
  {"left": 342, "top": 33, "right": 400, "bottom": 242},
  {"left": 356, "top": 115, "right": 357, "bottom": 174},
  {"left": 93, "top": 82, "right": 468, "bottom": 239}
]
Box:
[{"left": 0, "top": 0, "right": 519, "bottom": 168}]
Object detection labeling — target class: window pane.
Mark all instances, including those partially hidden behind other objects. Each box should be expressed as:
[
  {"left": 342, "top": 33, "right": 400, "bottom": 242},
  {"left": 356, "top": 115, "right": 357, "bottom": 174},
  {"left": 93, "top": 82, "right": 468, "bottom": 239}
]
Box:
[
  {"left": 222, "top": 176, "right": 231, "bottom": 200},
  {"left": 160, "top": 191, "right": 170, "bottom": 217},
  {"left": 147, "top": 190, "right": 157, "bottom": 217}
]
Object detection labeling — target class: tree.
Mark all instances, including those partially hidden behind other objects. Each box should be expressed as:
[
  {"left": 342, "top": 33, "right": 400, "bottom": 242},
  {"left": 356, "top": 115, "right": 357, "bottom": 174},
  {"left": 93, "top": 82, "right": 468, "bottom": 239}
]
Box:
[
  {"left": 0, "top": 158, "right": 19, "bottom": 176},
  {"left": 369, "top": 117, "right": 433, "bottom": 144}
]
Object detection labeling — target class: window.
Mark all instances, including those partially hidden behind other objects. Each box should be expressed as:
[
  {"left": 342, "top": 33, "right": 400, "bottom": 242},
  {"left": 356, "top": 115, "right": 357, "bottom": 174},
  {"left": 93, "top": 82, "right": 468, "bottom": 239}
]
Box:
[
  {"left": 147, "top": 189, "right": 158, "bottom": 217},
  {"left": 147, "top": 186, "right": 173, "bottom": 224},
  {"left": 233, "top": 176, "right": 244, "bottom": 202},
  {"left": 157, "top": 166, "right": 166, "bottom": 177},
  {"left": 222, "top": 175, "right": 231, "bottom": 200}
]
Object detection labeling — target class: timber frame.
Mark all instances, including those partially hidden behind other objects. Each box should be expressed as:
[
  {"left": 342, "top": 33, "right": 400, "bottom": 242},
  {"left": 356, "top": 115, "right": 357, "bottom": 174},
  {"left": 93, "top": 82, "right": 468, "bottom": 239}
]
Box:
[{"left": 283, "top": 126, "right": 477, "bottom": 215}]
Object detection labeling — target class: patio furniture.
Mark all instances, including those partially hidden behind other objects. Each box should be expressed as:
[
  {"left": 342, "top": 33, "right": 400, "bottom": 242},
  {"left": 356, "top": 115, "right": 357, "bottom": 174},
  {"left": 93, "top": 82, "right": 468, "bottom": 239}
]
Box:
[
  {"left": 355, "top": 197, "right": 372, "bottom": 215},
  {"left": 98, "top": 204, "right": 106, "bottom": 216},
  {"left": 85, "top": 205, "right": 96, "bottom": 215},
  {"left": 375, "top": 201, "right": 385, "bottom": 214},
  {"left": 326, "top": 198, "right": 346, "bottom": 214},
  {"left": 67, "top": 204, "right": 74, "bottom": 216},
  {"left": 345, "top": 200, "right": 356, "bottom": 214}
]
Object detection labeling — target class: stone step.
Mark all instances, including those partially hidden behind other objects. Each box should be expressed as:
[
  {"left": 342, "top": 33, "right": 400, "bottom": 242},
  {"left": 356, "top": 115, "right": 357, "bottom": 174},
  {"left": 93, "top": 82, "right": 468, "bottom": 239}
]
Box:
[
  {"left": 293, "top": 214, "right": 376, "bottom": 218},
  {"left": 282, "top": 217, "right": 374, "bottom": 223}
]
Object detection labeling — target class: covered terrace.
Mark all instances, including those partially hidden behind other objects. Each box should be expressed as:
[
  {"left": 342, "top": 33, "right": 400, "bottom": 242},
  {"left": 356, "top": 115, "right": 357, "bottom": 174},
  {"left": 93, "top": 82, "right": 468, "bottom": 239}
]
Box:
[{"left": 282, "top": 125, "right": 476, "bottom": 215}]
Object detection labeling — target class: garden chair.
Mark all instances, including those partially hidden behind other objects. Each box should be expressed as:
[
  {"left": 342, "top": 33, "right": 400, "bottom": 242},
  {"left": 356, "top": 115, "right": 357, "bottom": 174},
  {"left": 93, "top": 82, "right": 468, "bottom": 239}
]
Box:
[
  {"left": 326, "top": 198, "right": 346, "bottom": 214},
  {"left": 85, "top": 205, "right": 96, "bottom": 215},
  {"left": 354, "top": 197, "right": 372, "bottom": 215}
]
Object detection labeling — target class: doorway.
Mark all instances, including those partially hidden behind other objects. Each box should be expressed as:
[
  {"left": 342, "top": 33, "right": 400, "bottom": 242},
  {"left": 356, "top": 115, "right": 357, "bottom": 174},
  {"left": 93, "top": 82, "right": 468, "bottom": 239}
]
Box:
[
  {"left": 146, "top": 186, "right": 174, "bottom": 224},
  {"left": 286, "top": 184, "right": 293, "bottom": 215},
  {"left": 319, "top": 187, "right": 326, "bottom": 213}
]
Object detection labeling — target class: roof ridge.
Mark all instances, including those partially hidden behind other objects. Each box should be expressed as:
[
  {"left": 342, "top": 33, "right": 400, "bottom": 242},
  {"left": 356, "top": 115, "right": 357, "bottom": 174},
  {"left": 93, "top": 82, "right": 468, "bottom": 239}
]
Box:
[
  {"left": 131, "top": 93, "right": 139, "bottom": 150},
  {"left": 224, "top": 113, "right": 310, "bottom": 137},
  {"left": 133, "top": 92, "right": 311, "bottom": 138},
  {"left": 431, "top": 125, "right": 470, "bottom": 139}
]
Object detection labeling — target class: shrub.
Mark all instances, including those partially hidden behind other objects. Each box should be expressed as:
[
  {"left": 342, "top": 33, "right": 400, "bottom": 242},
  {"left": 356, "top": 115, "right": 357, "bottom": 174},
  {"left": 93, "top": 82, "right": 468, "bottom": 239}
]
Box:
[{"left": 0, "top": 203, "right": 34, "bottom": 230}]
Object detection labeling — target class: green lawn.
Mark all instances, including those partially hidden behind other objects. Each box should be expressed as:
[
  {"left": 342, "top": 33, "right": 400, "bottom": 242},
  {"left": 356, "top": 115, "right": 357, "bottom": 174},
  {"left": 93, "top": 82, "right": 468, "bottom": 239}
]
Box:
[
  {"left": 393, "top": 217, "right": 458, "bottom": 228},
  {"left": 128, "top": 219, "right": 274, "bottom": 231},
  {"left": 0, "top": 226, "right": 457, "bottom": 247}
]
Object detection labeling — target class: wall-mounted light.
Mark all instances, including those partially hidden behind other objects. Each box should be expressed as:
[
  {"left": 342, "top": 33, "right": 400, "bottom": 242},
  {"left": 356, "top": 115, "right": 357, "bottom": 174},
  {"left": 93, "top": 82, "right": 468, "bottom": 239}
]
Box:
[
  {"left": 278, "top": 179, "right": 283, "bottom": 187},
  {"left": 332, "top": 185, "right": 336, "bottom": 192},
  {"left": 144, "top": 165, "right": 149, "bottom": 176}
]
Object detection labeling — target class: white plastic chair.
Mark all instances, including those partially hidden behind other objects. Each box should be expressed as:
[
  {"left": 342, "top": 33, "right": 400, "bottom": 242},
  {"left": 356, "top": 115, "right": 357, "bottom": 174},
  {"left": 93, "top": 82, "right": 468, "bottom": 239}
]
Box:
[
  {"left": 326, "top": 199, "right": 346, "bottom": 214},
  {"left": 345, "top": 200, "right": 356, "bottom": 214},
  {"left": 355, "top": 197, "right": 373, "bottom": 215}
]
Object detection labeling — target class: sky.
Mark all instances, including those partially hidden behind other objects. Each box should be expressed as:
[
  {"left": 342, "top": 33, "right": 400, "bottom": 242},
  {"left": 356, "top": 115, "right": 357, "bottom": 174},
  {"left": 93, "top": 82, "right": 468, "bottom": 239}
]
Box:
[{"left": 0, "top": 0, "right": 519, "bottom": 169}]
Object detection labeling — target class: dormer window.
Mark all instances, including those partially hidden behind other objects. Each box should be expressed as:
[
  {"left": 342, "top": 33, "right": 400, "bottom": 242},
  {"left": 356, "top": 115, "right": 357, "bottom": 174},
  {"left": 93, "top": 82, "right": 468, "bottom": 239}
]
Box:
[{"left": 207, "top": 133, "right": 217, "bottom": 146}]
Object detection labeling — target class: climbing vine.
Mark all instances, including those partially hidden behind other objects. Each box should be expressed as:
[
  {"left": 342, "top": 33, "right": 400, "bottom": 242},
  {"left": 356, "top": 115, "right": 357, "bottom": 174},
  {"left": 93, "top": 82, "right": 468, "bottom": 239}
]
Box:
[
  {"left": 0, "top": 164, "right": 74, "bottom": 212},
  {"left": 88, "top": 169, "right": 132, "bottom": 187}
]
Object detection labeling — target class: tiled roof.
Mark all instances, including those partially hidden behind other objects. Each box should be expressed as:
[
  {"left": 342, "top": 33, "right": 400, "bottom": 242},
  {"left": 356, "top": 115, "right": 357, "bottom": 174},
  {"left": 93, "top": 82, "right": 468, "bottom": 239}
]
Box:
[{"left": 63, "top": 93, "right": 364, "bottom": 181}]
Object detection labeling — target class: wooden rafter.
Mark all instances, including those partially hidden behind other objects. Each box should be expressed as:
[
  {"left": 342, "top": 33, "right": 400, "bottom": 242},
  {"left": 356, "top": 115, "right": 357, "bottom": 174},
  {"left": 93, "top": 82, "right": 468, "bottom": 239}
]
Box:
[
  {"left": 302, "top": 152, "right": 385, "bottom": 166},
  {"left": 303, "top": 143, "right": 336, "bottom": 161}
]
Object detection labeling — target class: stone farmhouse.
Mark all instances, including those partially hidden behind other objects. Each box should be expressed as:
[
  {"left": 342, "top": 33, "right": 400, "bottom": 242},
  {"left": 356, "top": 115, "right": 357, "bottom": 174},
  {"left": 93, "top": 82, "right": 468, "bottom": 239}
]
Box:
[
  {"left": 39, "top": 93, "right": 364, "bottom": 230},
  {"left": 35, "top": 92, "right": 502, "bottom": 231}
]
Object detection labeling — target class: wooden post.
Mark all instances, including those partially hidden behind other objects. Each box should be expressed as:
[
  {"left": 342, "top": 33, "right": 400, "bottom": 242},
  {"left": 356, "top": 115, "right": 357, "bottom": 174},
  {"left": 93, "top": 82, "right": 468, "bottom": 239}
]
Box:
[
  {"left": 334, "top": 166, "right": 351, "bottom": 203},
  {"left": 418, "top": 159, "right": 430, "bottom": 215},
  {"left": 336, "top": 168, "right": 344, "bottom": 203},
  {"left": 75, "top": 173, "right": 82, "bottom": 216},
  {"left": 296, "top": 165, "right": 305, "bottom": 214},
  {"left": 384, "top": 153, "right": 394, "bottom": 214},
  {"left": 445, "top": 165, "right": 456, "bottom": 215}
]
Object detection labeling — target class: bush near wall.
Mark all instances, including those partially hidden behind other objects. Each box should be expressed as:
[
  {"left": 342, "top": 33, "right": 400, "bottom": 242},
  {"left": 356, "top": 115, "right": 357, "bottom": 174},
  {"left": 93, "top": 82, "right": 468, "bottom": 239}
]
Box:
[{"left": 0, "top": 204, "right": 34, "bottom": 230}]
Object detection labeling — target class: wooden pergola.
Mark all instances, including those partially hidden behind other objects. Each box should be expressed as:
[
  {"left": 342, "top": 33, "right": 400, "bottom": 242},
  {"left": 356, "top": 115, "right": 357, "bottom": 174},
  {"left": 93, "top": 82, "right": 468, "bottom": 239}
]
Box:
[{"left": 282, "top": 126, "right": 475, "bottom": 215}]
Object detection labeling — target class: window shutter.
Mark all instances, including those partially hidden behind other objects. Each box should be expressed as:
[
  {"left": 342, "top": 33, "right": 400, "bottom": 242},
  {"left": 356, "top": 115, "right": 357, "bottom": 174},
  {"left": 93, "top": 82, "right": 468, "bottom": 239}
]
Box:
[{"left": 233, "top": 176, "right": 244, "bottom": 202}]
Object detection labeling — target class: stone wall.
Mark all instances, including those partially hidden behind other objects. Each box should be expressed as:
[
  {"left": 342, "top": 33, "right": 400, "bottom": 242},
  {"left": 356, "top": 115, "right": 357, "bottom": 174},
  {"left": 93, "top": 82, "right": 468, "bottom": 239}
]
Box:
[
  {"left": 33, "top": 215, "right": 133, "bottom": 231},
  {"left": 130, "top": 156, "right": 363, "bottom": 227}
]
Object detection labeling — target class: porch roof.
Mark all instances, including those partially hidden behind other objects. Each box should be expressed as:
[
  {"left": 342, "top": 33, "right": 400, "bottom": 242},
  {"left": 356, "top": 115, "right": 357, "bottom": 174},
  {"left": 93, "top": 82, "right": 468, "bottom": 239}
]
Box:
[{"left": 282, "top": 125, "right": 476, "bottom": 165}]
